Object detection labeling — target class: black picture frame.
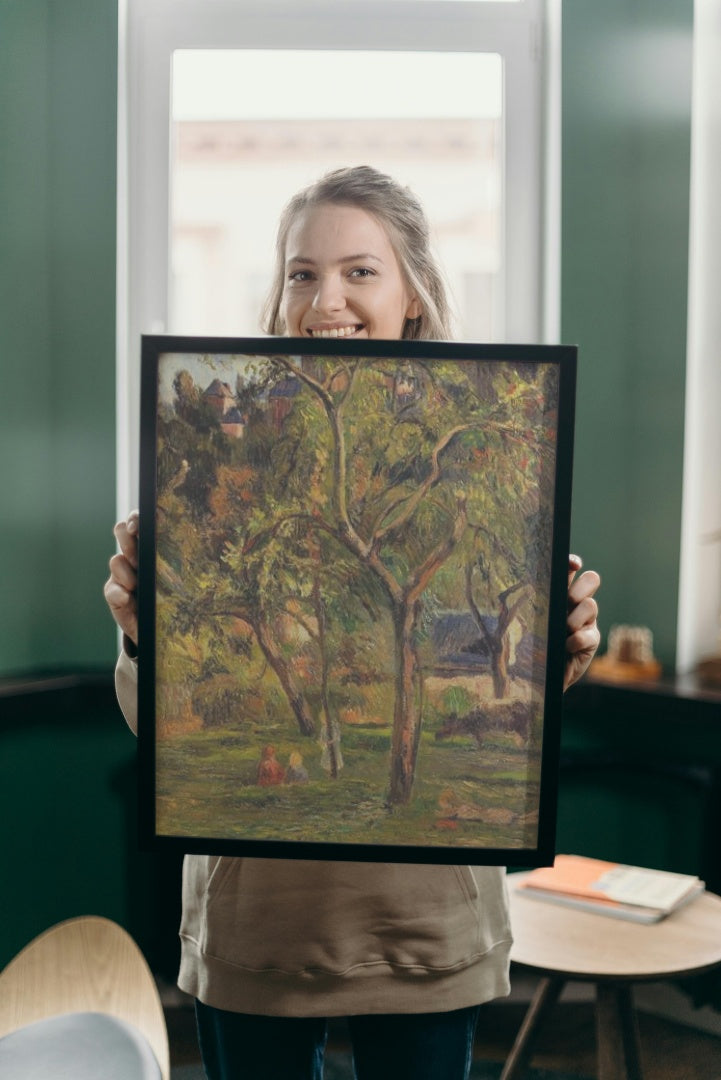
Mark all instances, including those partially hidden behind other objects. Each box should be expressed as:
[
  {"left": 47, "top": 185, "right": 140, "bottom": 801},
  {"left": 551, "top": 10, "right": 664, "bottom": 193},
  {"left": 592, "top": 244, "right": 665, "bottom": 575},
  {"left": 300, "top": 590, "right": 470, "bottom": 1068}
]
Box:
[{"left": 138, "top": 335, "right": 576, "bottom": 865}]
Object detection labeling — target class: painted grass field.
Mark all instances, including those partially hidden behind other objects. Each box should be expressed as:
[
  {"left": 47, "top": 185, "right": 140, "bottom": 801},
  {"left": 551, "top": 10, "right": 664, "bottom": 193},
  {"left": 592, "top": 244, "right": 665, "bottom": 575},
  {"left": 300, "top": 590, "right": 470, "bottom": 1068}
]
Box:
[{"left": 155, "top": 675, "right": 543, "bottom": 854}]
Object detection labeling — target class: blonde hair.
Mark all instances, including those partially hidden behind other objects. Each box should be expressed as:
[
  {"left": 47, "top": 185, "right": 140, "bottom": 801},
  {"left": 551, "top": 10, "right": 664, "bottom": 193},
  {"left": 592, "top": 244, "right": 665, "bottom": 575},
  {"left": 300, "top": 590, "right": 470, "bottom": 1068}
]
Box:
[{"left": 262, "top": 166, "right": 453, "bottom": 341}]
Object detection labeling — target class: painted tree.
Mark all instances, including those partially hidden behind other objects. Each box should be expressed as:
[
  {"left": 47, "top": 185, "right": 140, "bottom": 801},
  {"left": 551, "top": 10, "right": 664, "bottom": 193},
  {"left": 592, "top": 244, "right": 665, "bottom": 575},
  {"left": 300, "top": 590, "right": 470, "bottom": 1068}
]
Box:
[
  {"left": 156, "top": 371, "right": 319, "bottom": 736},
  {"left": 466, "top": 565, "right": 532, "bottom": 699},
  {"left": 235, "top": 355, "right": 555, "bottom": 805},
  {"left": 461, "top": 367, "right": 560, "bottom": 699}
]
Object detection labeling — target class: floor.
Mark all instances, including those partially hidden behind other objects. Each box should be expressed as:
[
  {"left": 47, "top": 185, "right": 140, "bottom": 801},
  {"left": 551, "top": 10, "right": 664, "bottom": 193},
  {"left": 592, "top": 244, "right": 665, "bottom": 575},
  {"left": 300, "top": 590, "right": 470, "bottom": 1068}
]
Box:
[
  {"left": 474, "top": 999, "right": 721, "bottom": 1079},
  {"left": 165, "top": 980, "right": 721, "bottom": 1079}
]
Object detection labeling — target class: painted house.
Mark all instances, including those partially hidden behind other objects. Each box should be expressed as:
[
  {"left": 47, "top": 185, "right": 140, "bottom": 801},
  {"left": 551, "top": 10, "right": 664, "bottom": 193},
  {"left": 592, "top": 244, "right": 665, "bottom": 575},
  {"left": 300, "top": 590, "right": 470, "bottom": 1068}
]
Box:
[
  {"left": 429, "top": 610, "right": 544, "bottom": 684},
  {"left": 220, "top": 406, "right": 245, "bottom": 439},
  {"left": 268, "top": 375, "right": 302, "bottom": 430},
  {"left": 204, "top": 378, "right": 236, "bottom": 417}
]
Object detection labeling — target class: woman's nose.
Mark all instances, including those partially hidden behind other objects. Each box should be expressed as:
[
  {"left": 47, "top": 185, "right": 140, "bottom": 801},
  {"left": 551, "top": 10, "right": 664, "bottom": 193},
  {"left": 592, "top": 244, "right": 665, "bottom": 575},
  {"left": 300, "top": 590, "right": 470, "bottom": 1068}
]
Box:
[{"left": 312, "top": 274, "right": 345, "bottom": 314}]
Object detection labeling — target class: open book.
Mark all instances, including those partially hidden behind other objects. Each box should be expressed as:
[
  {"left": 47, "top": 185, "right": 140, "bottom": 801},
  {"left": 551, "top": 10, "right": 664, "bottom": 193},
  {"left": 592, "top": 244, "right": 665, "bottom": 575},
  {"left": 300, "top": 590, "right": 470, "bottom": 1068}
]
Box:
[{"left": 515, "top": 854, "right": 705, "bottom": 923}]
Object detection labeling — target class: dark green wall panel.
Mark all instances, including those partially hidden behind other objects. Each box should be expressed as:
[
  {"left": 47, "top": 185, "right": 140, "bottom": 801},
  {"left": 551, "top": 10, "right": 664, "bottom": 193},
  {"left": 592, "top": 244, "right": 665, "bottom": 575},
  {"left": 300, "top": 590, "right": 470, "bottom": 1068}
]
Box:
[
  {"left": 0, "top": 682, "right": 183, "bottom": 976},
  {"left": 562, "top": 1, "right": 693, "bottom": 669},
  {"left": 1, "top": 2, "right": 54, "bottom": 669},
  {"left": 0, "top": 0, "right": 118, "bottom": 675}
]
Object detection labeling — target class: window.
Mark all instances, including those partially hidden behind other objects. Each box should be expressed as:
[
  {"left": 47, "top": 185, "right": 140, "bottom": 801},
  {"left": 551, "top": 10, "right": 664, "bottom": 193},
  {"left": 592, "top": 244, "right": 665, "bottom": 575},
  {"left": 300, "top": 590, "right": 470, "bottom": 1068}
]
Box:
[
  {"left": 169, "top": 49, "right": 504, "bottom": 342},
  {"left": 118, "top": 0, "right": 557, "bottom": 510}
]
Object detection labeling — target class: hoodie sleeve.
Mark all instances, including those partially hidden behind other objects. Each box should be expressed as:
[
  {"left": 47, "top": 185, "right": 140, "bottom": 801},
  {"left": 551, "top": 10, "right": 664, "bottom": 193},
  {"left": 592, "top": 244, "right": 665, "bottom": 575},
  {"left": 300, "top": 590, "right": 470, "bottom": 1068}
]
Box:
[{"left": 115, "top": 643, "right": 139, "bottom": 736}]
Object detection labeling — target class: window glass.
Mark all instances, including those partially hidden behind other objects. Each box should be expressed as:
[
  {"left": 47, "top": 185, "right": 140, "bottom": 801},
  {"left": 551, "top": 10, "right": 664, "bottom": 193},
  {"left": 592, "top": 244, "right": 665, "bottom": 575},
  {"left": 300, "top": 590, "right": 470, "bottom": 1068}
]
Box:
[{"left": 170, "top": 50, "right": 503, "bottom": 341}]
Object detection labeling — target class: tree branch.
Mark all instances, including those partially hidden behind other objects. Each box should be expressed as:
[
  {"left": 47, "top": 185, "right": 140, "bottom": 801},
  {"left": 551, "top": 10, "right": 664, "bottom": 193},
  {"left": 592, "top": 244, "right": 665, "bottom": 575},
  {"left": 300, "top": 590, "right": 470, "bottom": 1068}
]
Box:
[
  {"left": 372, "top": 423, "right": 475, "bottom": 543},
  {"left": 465, "top": 562, "right": 495, "bottom": 652},
  {"left": 273, "top": 354, "right": 370, "bottom": 555},
  {"left": 405, "top": 495, "right": 468, "bottom": 608}
]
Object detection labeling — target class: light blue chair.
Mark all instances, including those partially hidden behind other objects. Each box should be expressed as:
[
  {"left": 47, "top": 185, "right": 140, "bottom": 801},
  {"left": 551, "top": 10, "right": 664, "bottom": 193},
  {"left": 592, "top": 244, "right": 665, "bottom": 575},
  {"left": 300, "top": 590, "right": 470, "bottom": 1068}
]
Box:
[{"left": 0, "top": 916, "right": 169, "bottom": 1079}]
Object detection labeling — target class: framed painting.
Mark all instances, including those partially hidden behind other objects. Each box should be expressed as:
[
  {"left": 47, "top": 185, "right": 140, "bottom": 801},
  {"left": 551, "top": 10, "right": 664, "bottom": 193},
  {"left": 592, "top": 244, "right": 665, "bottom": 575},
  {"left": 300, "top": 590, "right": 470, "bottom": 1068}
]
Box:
[{"left": 137, "top": 336, "right": 576, "bottom": 865}]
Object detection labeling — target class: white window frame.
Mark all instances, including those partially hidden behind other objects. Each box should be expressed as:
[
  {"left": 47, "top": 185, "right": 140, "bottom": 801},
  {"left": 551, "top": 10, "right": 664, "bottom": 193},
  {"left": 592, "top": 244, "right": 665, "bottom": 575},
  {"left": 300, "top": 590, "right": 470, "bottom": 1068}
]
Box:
[
  {"left": 117, "top": 0, "right": 559, "bottom": 513},
  {"left": 676, "top": 0, "right": 721, "bottom": 675}
]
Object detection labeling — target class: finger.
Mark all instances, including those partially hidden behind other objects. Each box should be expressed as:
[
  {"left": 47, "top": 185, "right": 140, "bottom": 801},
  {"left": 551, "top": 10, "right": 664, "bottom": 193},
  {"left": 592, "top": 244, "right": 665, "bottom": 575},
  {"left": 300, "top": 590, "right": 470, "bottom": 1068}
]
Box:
[
  {"left": 113, "top": 518, "right": 139, "bottom": 568},
  {"left": 103, "top": 579, "right": 139, "bottom": 642},
  {"left": 103, "top": 577, "right": 133, "bottom": 612},
  {"left": 566, "top": 594, "right": 599, "bottom": 635},
  {"left": 568, "top": 568, "right": 601, "bottom": 607},
  {"left": 568, "top": 553, "right": 583, "bottom": 588},
  {"left": 108, "top": 552, "right": 137, "bottom": 592},
  {"left": 566, "top": 623, "right": 601, "bottom": 657}
]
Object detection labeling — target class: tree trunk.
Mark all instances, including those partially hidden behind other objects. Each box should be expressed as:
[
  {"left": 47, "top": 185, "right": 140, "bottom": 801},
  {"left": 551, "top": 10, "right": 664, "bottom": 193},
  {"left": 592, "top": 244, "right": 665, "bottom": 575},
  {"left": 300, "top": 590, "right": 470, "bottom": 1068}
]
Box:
[
  {"left": 313, "top": 572, "right": 343, "bottom": 777},
  {"left": 254, "top": 617, "right": 316, "bottom": 736},
  {"left": 385, "top": 502, "right": 469, "bottom": 805},
  {"left": 466, "top": 566, "right": 526, "bottom": 700},
  {"left": 490, "top": 636, "right": 511, "bottom": 699},
  {"left": 388, "top": 600, "right": 420, "bottom": 805}
]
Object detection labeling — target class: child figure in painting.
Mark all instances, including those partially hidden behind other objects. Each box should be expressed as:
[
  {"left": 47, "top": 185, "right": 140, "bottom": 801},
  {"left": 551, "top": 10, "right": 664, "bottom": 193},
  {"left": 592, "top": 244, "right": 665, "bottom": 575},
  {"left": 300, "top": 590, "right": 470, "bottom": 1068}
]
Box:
[
  {"left": 105, "top": 166, "right": 601, "bottom": 1080},
  {"left": 285, "top": 751, "right": 309, "bottom": 784}
]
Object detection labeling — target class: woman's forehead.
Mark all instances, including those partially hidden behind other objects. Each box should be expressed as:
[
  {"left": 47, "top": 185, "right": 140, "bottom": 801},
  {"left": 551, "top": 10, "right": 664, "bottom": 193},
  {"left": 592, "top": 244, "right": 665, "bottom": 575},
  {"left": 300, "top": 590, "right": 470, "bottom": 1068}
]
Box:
[{"left": 285, "top": 202, "right": 397, "bottom": 262}]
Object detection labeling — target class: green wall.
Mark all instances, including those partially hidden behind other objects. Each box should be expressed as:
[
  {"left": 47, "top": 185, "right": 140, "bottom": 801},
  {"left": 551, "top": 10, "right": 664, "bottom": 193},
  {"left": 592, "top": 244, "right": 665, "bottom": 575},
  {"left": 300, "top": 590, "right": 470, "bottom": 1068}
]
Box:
[
  {"left": 0, "top": 682, "right": 183, "bottom": 974},
  {"left": 563, "top": 0, "right": 693, "bottom": 670},
  {"left": 0, "top": 0, "right": 118, "bottom": 676},
  {"left": 0, "top": 1, "right": 693, "bottom": 676}
]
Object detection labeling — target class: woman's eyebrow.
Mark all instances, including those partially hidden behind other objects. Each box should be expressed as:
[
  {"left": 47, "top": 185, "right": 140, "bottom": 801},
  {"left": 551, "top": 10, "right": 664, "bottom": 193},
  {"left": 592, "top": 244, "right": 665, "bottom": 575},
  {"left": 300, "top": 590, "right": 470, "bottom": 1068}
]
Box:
[
  {"left": 339, "top": 253, "right": 384, "bottom": 265},
  {"left": 286, "top": 253, "right": 384, "bottom": 266}
]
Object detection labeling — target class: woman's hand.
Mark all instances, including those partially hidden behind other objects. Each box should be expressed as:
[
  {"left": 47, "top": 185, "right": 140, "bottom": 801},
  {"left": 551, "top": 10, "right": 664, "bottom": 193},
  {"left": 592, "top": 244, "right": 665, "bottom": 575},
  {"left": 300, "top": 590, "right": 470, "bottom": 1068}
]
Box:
[
  {"left": 103, "top": 510, "right": 139, "bottom": 647},
  {"left": 564, "top": 554, "right": 601, "bottom": 691}
]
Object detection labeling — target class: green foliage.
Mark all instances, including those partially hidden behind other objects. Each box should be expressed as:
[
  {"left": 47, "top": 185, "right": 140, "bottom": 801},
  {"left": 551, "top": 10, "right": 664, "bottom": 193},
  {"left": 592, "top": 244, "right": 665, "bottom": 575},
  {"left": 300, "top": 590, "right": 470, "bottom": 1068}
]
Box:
[
  {"left": 442, "top": 684, "right": 475, "bottom": 717},
  {"left": 191, "top": 673, "right": 245, "bottom": 729}
]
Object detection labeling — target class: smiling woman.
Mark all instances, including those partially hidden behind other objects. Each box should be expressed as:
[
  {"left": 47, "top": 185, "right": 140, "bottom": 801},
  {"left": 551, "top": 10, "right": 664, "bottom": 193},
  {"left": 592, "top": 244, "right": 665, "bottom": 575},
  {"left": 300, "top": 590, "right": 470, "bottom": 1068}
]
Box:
[
  {"left": 281, "top": 205, "right": 420, "bottom": 340},
  {"left": 263, "top": 167, "right": 452, "bottom": 342}
]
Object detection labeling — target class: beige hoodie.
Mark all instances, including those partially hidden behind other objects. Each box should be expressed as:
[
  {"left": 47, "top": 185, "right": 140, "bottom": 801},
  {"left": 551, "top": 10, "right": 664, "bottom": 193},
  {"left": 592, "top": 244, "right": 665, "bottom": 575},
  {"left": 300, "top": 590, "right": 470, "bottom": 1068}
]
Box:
[{"left": 116, "top": 651, "right": 512, "bottom": 1016}]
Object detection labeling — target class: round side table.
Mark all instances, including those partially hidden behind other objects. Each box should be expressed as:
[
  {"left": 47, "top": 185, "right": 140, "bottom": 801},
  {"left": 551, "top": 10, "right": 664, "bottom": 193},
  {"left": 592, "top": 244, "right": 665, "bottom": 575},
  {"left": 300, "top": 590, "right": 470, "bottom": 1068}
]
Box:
[{"left": 502, "top": 872, "right": 721, "bottom": 1080}]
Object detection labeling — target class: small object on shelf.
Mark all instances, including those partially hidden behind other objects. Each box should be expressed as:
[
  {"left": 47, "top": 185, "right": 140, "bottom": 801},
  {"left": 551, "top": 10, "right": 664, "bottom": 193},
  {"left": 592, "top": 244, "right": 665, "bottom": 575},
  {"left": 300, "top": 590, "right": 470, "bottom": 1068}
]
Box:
[
  {"left": 590, "top": 623, "right": 662, "bottom": 682},
  {"left": 696, "top": 654, "right": 721, "bottom": 689},
  {"left": 515, "top": 853, "right": 704, "bottom": 923}
]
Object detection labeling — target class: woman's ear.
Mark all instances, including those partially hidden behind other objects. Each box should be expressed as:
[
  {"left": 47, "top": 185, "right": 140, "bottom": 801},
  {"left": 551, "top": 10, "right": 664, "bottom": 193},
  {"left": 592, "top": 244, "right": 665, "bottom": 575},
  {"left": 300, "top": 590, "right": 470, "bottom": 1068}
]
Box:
[{"left": 406, "top": 296, "right": 423, "bottom": 320}]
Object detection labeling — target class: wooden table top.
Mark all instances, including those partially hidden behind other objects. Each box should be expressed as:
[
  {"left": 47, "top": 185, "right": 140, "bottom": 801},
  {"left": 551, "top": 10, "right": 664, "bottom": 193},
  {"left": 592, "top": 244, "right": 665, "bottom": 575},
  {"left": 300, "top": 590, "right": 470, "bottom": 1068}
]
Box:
[{"left": 508, "top": 871, "right": 721, "bottom": 981}]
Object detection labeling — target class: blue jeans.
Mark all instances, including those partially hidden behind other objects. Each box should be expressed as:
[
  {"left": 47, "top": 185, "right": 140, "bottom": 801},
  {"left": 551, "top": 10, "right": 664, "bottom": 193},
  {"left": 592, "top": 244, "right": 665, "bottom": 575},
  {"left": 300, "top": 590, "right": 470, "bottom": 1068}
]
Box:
[{"left": 195, "top": 1000, "right": 481, "bottom": 1080}]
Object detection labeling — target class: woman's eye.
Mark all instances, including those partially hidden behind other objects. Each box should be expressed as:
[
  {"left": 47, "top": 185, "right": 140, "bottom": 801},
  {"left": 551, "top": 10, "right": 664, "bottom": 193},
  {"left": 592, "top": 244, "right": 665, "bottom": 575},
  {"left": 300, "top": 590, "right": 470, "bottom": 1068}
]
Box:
[
  {"left": 349, "top": 267, "right": 375, "bottom": 279},
  {"left": 288, "top": 270, "right": 313, "bottom": 283}
]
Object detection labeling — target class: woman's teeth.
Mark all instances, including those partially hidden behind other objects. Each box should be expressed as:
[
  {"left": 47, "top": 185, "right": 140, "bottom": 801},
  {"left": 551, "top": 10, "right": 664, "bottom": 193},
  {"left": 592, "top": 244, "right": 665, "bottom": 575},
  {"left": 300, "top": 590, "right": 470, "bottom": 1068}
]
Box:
[{"left": 310, "top": 325, "right": 360, "bottom": 338}]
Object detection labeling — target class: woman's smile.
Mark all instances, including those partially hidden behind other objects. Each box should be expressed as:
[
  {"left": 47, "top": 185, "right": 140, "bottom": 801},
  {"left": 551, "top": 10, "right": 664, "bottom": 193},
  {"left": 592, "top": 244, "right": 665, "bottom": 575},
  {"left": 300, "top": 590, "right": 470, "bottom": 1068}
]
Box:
[{"left": 306, "top": 323, "right": 365, "bottom": 339}]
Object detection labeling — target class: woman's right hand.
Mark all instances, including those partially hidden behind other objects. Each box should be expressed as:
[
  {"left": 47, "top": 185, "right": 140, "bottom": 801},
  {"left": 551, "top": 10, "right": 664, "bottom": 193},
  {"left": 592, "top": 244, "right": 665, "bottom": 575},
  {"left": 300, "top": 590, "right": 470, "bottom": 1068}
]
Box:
[{"left": 104, "top": 510, "right": 139, "bottom": 646}]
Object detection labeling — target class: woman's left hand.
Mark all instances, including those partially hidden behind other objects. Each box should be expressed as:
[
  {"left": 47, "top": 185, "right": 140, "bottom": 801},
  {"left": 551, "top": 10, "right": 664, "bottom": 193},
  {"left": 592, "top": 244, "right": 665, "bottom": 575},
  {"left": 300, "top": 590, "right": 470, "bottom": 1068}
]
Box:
[{"left": 564, "top": 554, "right": 601, "bottom": 691}]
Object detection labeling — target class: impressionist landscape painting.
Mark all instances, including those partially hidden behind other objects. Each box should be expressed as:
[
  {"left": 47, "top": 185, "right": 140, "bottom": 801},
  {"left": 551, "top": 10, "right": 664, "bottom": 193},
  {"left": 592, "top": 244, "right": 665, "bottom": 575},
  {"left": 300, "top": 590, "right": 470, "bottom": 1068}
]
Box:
[{"left": 143, "top": 342, "right": 571, "bottom": 861}]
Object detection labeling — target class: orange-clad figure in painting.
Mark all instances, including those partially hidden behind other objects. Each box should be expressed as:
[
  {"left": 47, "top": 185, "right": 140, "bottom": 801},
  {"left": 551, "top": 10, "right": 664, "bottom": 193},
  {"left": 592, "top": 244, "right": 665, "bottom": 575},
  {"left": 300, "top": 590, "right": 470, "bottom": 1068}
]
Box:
[{"left": 256, "top": 745, "right": 285, "bottom": 786}]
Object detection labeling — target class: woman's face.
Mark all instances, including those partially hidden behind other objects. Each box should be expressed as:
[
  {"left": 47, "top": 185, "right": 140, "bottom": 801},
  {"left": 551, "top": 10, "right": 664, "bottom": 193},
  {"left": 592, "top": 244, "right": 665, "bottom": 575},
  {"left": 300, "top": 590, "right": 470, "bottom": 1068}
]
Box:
[{"left": 280, "top": 203, "right": 421, "bottom": 340}]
